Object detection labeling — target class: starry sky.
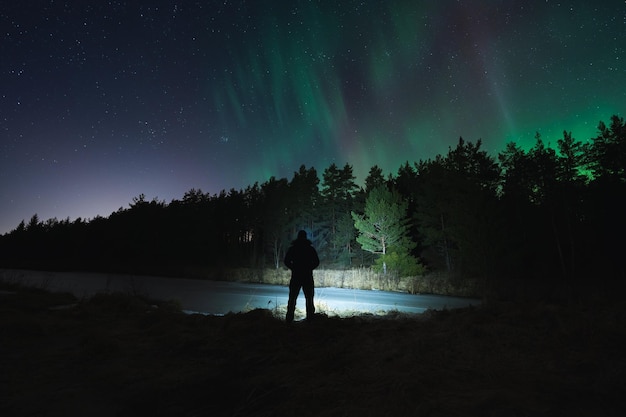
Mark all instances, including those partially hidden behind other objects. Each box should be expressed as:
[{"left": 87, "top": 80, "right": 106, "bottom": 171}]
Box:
[{"left": 1, "top": 1, "right": 624, "bottom": 234}]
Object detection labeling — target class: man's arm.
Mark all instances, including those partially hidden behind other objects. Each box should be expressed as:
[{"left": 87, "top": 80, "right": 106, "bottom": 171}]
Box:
[{"left": 311, "top": 248, "right": 320, "bottom": 269}]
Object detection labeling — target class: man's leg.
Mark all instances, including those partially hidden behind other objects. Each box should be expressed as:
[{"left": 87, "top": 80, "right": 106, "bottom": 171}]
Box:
[
  {"left": 286, "top": 279, "right": 301, "bottom": 323},
  {"left": 302, "top": 278, "right": 315, "bottom": 320}
]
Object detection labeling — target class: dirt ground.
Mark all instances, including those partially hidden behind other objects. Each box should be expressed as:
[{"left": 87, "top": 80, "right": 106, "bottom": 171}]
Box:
[{"left": 1, "top": 283, "right": 624, "bottom": 417}]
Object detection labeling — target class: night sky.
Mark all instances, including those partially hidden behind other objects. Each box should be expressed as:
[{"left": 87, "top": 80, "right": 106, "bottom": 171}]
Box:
[{"left": 1, "top": 1, "right": 624, "bottom": 234}]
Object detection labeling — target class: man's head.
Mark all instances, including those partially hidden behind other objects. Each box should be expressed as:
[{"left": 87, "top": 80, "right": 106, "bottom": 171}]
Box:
[{"left": 297, "top": 230, "right": 307, "bottom": 240}]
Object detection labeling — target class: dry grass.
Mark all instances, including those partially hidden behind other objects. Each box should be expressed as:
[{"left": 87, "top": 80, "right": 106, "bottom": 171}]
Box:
[
  {"left": 219, "top": 267, "right": 480, "bottom": 297},
  {"left": 1, "top": 283, "right": 624, "bottom": 417}
]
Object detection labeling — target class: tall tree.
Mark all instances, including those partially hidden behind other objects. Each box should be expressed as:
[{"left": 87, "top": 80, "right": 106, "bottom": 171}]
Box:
[
  {"left": 364, "top": 165, "right": 385, "bottom": 193},
  {"left": 527, "top": 133, "right": 559, "bottom": 205},
  {"left": 417, "top": 138, "right": 502, "bottom": 282},
  {"left": 557, "top": 131, "right": 586, "bottom": 184},
  {"left": 288, "top": 165, "right": 320, "bottom": 235},
  {"left": 583, "top": 115, "right": 626, "bottom": 279},
  {"left": 26, "top": 214, "right": 41, "bottom": 232},
  {"left": 586, "top": 115, "right": 626, "bottom": 182},
  {"left": 260, "top": 177, "right": 292, "bottom": 269},
  {"left": 552, "top": 131, "right": 587, "bottom": 281},
  {"left": 414, "top": 156, "right": 455, "bottom": 272},
  {"left": 394, "top": 161, "right": 419, "bottom": 206},
  {"left": 352, "top": 186, "right": 415, "bottom": 274},
  {"left": 242, "top": 182, "right": 263, "bottom": 268},
  {"left": 320, "top": 163, "right": 359, "bottom": 263}
]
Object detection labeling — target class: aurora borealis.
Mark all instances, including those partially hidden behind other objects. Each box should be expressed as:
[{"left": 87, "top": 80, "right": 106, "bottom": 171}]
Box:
[{"left": 1, "top": 1, "right": 624, "bottom": 234}]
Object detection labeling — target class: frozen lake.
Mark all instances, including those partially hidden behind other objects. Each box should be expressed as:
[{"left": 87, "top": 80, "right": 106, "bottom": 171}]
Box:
[{"left": 1, "top": 269, "right": 480, "bottom": 316}]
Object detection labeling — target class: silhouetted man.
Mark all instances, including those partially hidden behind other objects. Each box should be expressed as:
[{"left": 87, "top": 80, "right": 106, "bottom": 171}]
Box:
[{"left": 284, "top": 230, "right": 320, "bottom": 322}]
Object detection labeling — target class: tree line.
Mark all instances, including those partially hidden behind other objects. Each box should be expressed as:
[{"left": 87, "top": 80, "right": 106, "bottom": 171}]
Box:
[{"left": 1, "top": 114, "right": 624, "bottom": 293}]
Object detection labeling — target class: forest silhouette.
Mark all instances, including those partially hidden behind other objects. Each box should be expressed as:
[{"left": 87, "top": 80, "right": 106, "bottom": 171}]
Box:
[{"left": 1, "top": 114, "right": 624, "bottom": 300}]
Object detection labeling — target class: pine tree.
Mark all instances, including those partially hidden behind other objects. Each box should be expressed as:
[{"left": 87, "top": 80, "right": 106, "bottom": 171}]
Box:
[
  {"left": 351, "top": 186, "right": 415, "bottom": 274},
  {"left": 320, "top": 163, "right": 359, "bottom": 263}
]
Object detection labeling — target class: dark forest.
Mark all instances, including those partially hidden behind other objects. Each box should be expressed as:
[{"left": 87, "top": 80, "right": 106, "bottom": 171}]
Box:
[{"left": 2, "top": 114, "right": 624, "bottom": 299}]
